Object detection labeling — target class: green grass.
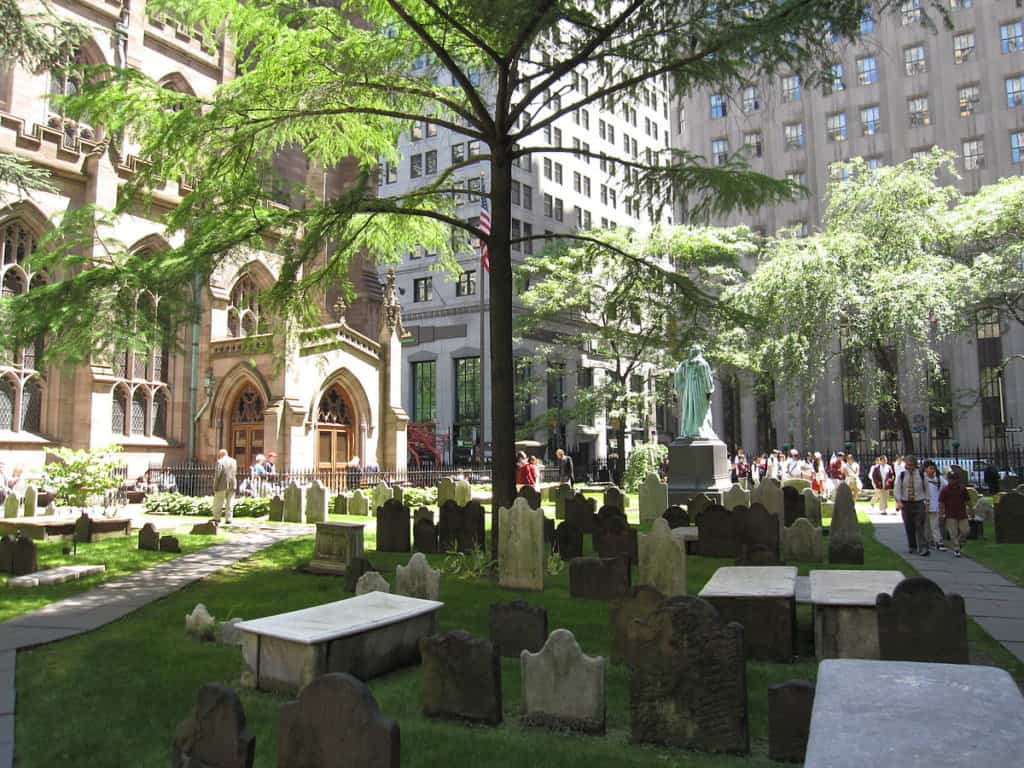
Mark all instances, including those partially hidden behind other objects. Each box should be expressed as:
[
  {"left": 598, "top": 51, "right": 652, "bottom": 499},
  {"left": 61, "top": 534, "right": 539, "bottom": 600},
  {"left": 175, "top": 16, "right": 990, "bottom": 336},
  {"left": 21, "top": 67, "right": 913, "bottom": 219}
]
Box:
[
  {"left": 13, "top": 511, "right": 1024, "bottom": 768},
  {"left": 0, "top": 532, "right": 227, "bottom": 623},
  {"left": 959, "top": 537, "right": 1024, "bottom": 586}
]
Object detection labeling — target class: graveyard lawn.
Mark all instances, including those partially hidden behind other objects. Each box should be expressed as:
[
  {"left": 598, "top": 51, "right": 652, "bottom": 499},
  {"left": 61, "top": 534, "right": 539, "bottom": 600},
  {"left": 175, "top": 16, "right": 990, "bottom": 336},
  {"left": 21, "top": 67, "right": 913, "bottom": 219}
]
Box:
[
  {"left": 14, "top": 514, "right": 1023, "bottom": 768},
  {"left": 0, "top": 533, "right": 226, "bottom": 623},
  {"left": 958, "top": 537, "right": 1024, "bottom": 586}
]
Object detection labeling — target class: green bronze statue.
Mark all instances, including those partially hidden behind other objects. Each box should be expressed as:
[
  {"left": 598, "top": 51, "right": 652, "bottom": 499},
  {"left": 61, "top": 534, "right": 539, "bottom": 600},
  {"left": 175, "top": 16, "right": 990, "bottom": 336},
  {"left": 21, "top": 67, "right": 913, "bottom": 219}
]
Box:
[{"left": 674, "top": 345, "right": 716, "bottom": 440}]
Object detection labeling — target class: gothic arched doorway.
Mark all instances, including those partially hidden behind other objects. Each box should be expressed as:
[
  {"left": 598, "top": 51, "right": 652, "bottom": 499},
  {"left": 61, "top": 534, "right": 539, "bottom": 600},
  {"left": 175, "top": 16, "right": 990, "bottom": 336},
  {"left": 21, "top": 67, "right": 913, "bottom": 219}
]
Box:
[
  {"left": 230, "top": 384, "right": 265, "bottom": 470},
  {"left": 316, "top": 384, "right": 353, "bottom": 472}
]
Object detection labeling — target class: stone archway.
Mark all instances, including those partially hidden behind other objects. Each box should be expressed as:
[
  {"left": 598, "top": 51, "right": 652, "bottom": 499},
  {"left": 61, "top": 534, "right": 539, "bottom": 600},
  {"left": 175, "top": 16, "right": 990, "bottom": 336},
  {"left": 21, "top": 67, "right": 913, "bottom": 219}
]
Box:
[{"left": 315, "top": 384, "right": 354, "bottom": 472}]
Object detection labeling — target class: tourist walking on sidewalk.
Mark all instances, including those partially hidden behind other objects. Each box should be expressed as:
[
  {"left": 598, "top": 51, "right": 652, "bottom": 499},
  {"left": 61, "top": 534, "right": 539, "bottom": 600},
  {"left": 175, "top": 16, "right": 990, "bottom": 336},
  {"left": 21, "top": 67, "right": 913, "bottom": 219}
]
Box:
[
  {"left": 895, "top": 455, "right": 929, "bottom": 556},
  {"left": 212, "top": 448, "right": 238, "bottom": 524},
  {"left": 924, "top": 461, "right": 947, "bottom": 551},
  {"left": 870, "top": 456, "right": 893, "bottom": 514},
  {"left": 939, "top": 470, "right": 970, "bottom": 558}
]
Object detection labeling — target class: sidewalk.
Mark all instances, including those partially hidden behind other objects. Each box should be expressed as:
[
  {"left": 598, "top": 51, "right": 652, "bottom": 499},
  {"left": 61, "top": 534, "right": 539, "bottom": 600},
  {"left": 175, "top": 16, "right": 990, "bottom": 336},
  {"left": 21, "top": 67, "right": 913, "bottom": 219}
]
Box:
[
  {"left": 867, "top": 509, "right": 1024, "bottom": 664},
  {"left": 0, "top": 523, "right": 310, "bottom": 768}
]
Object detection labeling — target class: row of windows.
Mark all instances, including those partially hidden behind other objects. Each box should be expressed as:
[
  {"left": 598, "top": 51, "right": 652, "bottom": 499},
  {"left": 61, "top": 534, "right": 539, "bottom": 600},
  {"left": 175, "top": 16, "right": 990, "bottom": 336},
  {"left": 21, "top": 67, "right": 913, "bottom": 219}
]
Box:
[{"left": 412, "top": 267, "right": 486, "bottom": 303}]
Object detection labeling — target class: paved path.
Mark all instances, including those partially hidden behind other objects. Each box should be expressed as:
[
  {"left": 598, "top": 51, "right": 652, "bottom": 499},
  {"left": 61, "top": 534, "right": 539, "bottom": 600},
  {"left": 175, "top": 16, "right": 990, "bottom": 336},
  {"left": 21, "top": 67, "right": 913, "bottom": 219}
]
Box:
[
  {"left": 868, "top": 510, "right": 1024, "bottom": 664},
  {"left": 0, "top": 523, "right": 310, "bottom": 768}
]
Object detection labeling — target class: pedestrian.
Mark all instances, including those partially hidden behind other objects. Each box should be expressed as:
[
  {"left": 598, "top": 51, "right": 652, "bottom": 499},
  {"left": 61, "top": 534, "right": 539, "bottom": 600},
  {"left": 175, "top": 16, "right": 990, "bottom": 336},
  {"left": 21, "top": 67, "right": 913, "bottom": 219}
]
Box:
[
  {"left": 528, "top": 454, "right": 542, "bottom": 490},
  {"left": 212, "top": 448, "right": 238, "bottom": 524},
  {"left": 923, "top": 461, "right": 947, "bottom": 551},
  {"left": 939, "top": 469, "right": 970, "bottom": 558},
  {"left": 870, "top": 456, "right": 893, "bottom": 514},
  {"left": 894, "top": 455, "right": 929, "bottom": 556},
  {"left": 784, "top": 449, "right": 800, "bottom": 479},
  {"left": 845, "top": 454, "right": 862, "bottom": 495},
  {"left": 983, "top": 461, "right": 1000, "bottom": 497},
  {"left": 515, "top": 451, "right": 530, "bottom": 486},
  {"left": 555, "top": 448, "right": 575, "bottom": 487}
]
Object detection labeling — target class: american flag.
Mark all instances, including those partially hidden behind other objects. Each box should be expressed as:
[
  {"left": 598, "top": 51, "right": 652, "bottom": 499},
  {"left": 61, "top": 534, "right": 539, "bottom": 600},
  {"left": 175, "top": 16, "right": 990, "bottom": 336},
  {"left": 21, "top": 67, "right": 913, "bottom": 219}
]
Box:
[{"left": 479, "top": 197, "right": 491, "bottom": 273}]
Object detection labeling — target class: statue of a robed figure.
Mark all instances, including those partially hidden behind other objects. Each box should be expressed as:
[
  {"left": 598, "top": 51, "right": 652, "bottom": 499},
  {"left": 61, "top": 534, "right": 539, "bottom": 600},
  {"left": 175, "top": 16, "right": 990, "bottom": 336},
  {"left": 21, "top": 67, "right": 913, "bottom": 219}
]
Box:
[{"left": 674, "top": 345, "right": 717, "bottom": 440}]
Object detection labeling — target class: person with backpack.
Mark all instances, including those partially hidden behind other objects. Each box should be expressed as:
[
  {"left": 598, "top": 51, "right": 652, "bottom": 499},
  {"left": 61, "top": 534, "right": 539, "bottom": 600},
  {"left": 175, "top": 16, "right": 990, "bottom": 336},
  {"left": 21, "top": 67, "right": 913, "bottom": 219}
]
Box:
[
  {"left": 923, "top": 461, "right": 947, "bottom": 551},
  {"left": 939, "top": 469, "right": 970, "bottom": 558},
  {"left": 894, "top": 455, "right": 930, "bottom": 556}
]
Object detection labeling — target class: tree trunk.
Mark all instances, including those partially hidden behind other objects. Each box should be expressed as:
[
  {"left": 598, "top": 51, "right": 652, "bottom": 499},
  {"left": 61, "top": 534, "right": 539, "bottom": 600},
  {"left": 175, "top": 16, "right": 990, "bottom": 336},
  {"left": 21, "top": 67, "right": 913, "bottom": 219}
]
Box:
[
  {"left": 488, "top": 144, "right": 515, "bottom": 561},
  {"left": 872, "top": 345, "right": 916, "bottom": 455}
]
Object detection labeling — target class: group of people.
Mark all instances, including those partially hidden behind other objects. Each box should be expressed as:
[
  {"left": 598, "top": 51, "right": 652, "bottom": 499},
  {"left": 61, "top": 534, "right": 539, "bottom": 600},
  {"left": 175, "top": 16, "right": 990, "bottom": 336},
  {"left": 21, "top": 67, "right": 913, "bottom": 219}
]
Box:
[
  {"left": 889, "top": 455, "right": 971, "bottom": 558},
  {"left": 730, "top": 448, "right": 863, "bottom": 498},
  {"left": 515, "top": 448, "right": 575, "bottom": 490}
]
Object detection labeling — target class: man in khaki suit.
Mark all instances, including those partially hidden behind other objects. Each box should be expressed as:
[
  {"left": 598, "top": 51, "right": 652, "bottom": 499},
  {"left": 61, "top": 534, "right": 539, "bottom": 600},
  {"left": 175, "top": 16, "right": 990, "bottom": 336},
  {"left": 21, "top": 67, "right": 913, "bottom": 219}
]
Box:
[{"left": 212, "top": 448, "right": 238, "bottom": 523}]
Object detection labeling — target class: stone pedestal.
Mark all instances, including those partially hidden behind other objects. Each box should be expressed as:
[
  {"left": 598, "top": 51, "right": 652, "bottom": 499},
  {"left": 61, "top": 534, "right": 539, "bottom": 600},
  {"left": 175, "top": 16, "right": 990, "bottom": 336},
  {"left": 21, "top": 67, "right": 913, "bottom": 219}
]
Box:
[
  {"left": 667, "top": 438, "right": 732, "bottom": 507},
  {"left": 308, "top": 522, "right": 365, "bottom": 575}
]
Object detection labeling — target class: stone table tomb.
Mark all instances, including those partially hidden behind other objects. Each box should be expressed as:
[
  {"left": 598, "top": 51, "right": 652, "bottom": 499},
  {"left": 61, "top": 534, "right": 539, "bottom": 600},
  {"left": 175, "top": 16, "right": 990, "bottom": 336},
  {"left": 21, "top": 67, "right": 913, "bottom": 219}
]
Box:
[
  {"left": 809, "top": 569, "right": 903, "bottom": 660},
  {"left": 307, "top": 522, "right": 365, "bottom": 575},
  {"left": 699, "top": 566, "right": 798, "bottom": 661}
]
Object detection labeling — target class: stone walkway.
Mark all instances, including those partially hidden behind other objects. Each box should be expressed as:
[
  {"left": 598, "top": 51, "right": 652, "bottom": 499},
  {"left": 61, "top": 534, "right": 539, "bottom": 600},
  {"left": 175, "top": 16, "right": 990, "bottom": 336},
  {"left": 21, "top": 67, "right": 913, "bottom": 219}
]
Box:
[
  {"left": 867, "top": 510, "right": 1024, "bottom": 664},
  {"left": 0, "top": 523, "right": 310, "bottom": 768}
]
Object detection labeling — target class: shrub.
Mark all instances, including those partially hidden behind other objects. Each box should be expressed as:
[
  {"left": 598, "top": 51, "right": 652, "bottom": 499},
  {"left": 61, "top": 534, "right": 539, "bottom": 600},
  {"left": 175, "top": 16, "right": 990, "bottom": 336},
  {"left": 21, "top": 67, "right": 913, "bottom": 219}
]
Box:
[
  {"left": 622, "top": 442, "right": 668, "bottom": 493},
  {"left": 143, "top": 493, "right": 269, "bottom": 517},
  {"left": 401, "top": 486, "right": 437, "bottom": 509}
]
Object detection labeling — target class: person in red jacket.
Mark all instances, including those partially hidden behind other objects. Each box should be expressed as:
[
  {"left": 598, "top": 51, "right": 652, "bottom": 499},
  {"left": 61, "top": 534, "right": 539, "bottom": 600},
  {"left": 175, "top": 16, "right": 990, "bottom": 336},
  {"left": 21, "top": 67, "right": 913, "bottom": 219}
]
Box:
[
  {"left": 939, "top": 469, "right": 970, "bottom": 557},
  {"left": 515, "top": 451, "right": 531, "bottom": 486}
]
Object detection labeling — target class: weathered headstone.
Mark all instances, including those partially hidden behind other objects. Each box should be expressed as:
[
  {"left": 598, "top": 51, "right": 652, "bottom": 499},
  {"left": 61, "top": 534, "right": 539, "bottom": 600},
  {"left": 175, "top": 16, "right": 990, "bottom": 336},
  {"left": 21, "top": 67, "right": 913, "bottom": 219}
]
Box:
[
  {"left": 283, "top": 481, "right": 304, "bottom": 524},
  {"left": 498, "top": 497, "right": 545, "bottom": 592},
  {"left": 521, "top": 629, "right": 606, "bottom": 734},
  {"left": 543, "top": 516, "right": 554, "bottom": 549},
  {"left": 4, "top": 494, "right": 19, "bottom": 518},
  {"left": 781, "top": 518, "right": 824, "bottom": 562},
  {"left": 0, "top": 535, "right": 12, "bottom": 573},
  {"left": 974, "top": 496, "right": 994, "bottom": 523},
  {"left": 662, "top": 505, "right": 689, "bottom": 529},
  {"left": 413, "top": 506, "right": 433, "bottom": 525},
  {"left": 569, "top": 556, "right": 631, "bottom": 600},
  {"left": 413, "top": 518, "right": 438, "bottom": 554},
  {"left": 349, "top": 489, "right": 369, "bottom": 517},
  {"left": 185, "top": 604, "right": 216, "bottom": 637},
  {"left": 828, "top": 483, "right": 864, "bottom": 564},
  {"left": 517, "top": 485, "right": 542, "bottom": 510},
  {"left": 565, "top": 493, "right": 597, "bottom": 534},
  {"left": 768, "top": 680, "right": 814, "bottom": 763},
  {"left": 372, "top": 481, "right": 393, "bottom": 514},
  {"left": 392, "top": 486, "right": 404, "bottom": 506},
  {"left": 420, "top": 631, "right": 502, "bottom": 725},
  {"left": 268, "top": 494, "right": 284, "bottom": 522},
  {"left": 638, "top": 473, "right": 668, "bottom": 526},
  {"left": 594, "top": 515, "right": 638, "bottom": 566},
  {"left": 629, "top": 596, "right": 748, "bottom": 754},
  {"left": 489, "top": 600, "right": 548, "bottom": 658},
  {"left": 688, "top": 493, "right": 714, "bottom": 523},
  {"left": 139, "top": 522, "right": 161, "bottom": 551},
  {"left": 191, "top": 519, "right": 220, "bottom": 536},
  {"left": 723, "top": 483, "right": 749, "bottom": 511},
  {"left": 395, "top": 552, "right": 441, "bottom": 601},
  {"left": 23, "top": 485, "right": 36, "bottom": 518},
  {"left": 343, "top": 556, "right": 375, "bottom": 593},
  {"left": 595, "top": 506, "right": 626, "bottom": 533},
  {"left": 458, "top": 500, "right": 486, "bottom": 553},
  {"left": 333, "top": 493, "right": 348, "bottom": 517},
  {"left": 10, "top": 533, "right": 37, "bottom": 576},
  {"left": 277, "top": 673, "right": 398, "bottom": 768},
  {"left": 608, "top": 585, "right": 665, "bottom": 666},
  {"left": 876, "top": 577, "right": 968, "bottom": 664},
  {"left": 355, "top": 571, "right": 390, "bottom": 596},
  {"left": 734, "top": 503, "right": 781, "bottom": 565},
  {"left": 603, "top": 486, "right": 626, "bottom": 514},
  {"left": 697, "top": 503, "right": 737, "bottom": 558},
  {"left": 437, "top": 477, "right": 456, "bottom": 507},
  {"left": 553, "top": 483, "right": 574, "bottom": 520},
  {"left": 160, "top": 535, "right": 181, "bottom": 553},
  {"left": 377, "top": 498, "right": 411, "bottom": 553},
  {"left": 453, "top": 479, "right": 473, "bottom": 506},
  {"left": 801, "top": 488, "right": 822, "bottom": 526},
  {"left": 994, "top": 491, "right": 1024, "bottom": 543},
  {"left": 308, "top": 522, "right": 364, "bottom": 575},
  {"left": 305, "top": 479, "right": 328, "bottom": 524},
  {"left": 782, "top": 478, "right": 811, "bottom": 493},
  {"left": 171, "top": 683, "right": 255, "bottom": 768},
  {"left": 782, "top": 486, "right": 805, "bottom": 527},
  {"left": 638, "top": 518, "right": 686, "bottom": 597},
  {"left": 555, "top": 521, "right": 583, "bottom": 561}
]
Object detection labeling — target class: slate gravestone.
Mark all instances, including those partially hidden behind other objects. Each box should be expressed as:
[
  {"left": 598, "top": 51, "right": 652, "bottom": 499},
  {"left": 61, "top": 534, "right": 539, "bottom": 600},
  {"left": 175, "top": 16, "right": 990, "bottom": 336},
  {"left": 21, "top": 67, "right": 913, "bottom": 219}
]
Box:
[
  {"left": 688, "top": 493, "right": 714, "bottom": 523},
  {"left": 735, "top": 503, "right": 782, "bottom": 565},
  {"left": 160, "top": 536, "right": 181, "bottom": 553},
  {"left": 603, "top": 486, "right": 625, "bottom": 514},
  {"left": 499, "top": 498, "right": 545, "bottom": 591},
  {"left": 393, "top": 486, "right": 404, "bottom": 506},
  {"left": 639, "top": 473, "right": 668, "bottom": 526},
  {"left": 420, "top": 630, "right": 502, "bottom": 725},
  {"left": 521, "top": 629, "right": 606, "bottom": 734},
  {"left": 268, "top": 495, "right": 284, "bottom": 522},
  {"left": 349, "top": 489, "right": 369, "bottom": 517},
  {"left": 565, "top": 493, "right": 597, "bottom": 534},
  {"left": 876, "top": 577, "right": 968, "bottom": 664},
  {"left": 489, "top": 600, "right": 548, "bottom": 658},
  {"left": 629, "top": 596, "right": 749, "bottom": 755},
  {"left": 23, "top": 485, "right": 36, "bottom": 517},
  {"left": 139, "top": 522, "right": 160, "bottom": 551},
  {"left": 4, "top": 494, "right": 18, "bottom": 518},
  {"left": 0, "top": 535, "right": 12, "bottom": 573},
  {"left": 974, "top": 497, "right": 994, "bottom": 524},
  {"left": 277, "top": 673, "right": 398, "bottom": 768},
  {"left": 413, "top": 518, "right": 439, "bottom": 554},
  {"left": 517, "top": 485, "right": 542, "bottom": 511},
  {"left": 283, "top": 481, "right": 304, "bottom": 523},
  {"left": 569, "top": 556, "right": 631, "bottom": 600},
  {"left": 608, "top": 585, "right": 665, "bottom": 666},
  {"left": 801, "top": 488, "right": 822, "bottom": 527},
  {"left": 191, "top": 519, "right": 219, "bottom": 536},
  {"left": 782, "top": 478, "right": 812, "bottom": 492},
  {"left": 555, "top": 521, "right": 583, "bottom": 561},
  {"left": 828, "top": 484, "right": 864, "bottom": 564},
  {"left": 994, "top": 492, "right": 1024, "bottom": 543},
  {"left": 453, "top": 479, "right": 473, "bottom": 506},
  {"left": 355, "top": 571, "right": 390, "bottom": 595},
  {"left": 782, "top": 486, "right": 805, "bottom": 527},
  {"left": 11, "top": 533, "right": 37, "bottom": 576},
  {"left": 639, "top": 518, "right": 686, "bottom": 596},
  {"left": 171, "top": 683, "right": 255, "bottom": 768},
  {"left": 662, "top": 506, "right": 689, "bottom": 529},
  {"left": 305, "top": 480, "right": 328, "bottom": 524},
  {"left": 74, "top": 512, "right": 90, "bottom": 542},
  {"left": 377, "top": 499, "right": 411, "bottom": 553},
  {"left": 595, "top": 507, "right": 626, "bottom": 536},
  {"left": 437, "top": 477, "right": 456, "bottom": 507},
  {"left": 395, "top": 553, "right": 441, "bottom": 601},
  {"left": 697, "top": 504, "right": 737, "bottom": 558},
  {"left": 782, "top": 518, "right": 824, "bottom": 562},
  {"left": 343, "top": 556, "right": 375, "bottom": 593},
  {"left": 413, "top": 506, "right": 433, "bottom": 525},
  {"left": 594, "top": 517, "right": 638, "bottom": 566},
  {"left": 543, "top": 517, "right": 554, "bottom": 549},
  {"left": 333, "top": 493, "right": 348, "bottom": 517},
  {"left": 458, "top": 500, "right": 486, "bottom": 553},
  {"left": 768, "top": 680, "right": 815, "bottom": 764},
  {"left": 723, "top": 484, "right": 749, "bottom": 511},
  {"left": 751, "top": 480, "right": 785, "bottom": 538},
  {"left": 438, "top": 500, "right": 461, "bottom": 552},
  {"left": 553, "top": 483, "right": 574, "bottom": 520},
  {"left": 371, "top": 482, "right": 393, "bottom": 514}
]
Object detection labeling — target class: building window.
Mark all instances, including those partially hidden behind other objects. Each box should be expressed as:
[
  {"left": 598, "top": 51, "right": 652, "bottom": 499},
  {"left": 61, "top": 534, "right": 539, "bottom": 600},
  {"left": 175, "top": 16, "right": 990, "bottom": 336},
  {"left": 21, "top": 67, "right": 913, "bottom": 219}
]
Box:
[
  {"left": 413, "top": 276, "right": 432, "bottom": 302},
  {"left": 424, "top": 150, "right": 437, "bottom": 175},
  {"left": 1001, "top": 21, "right": 1024, "bottom": 54},
  {"left": 1012, "top": 131, "right": 1024, "bottom": 163},
  {"left": 900, "top": 0, "right": 921, "bottom": 25},
  {"left": 857, "top": 56, "right": 878, "bottom": 85},
  {"left": 226, "top": 274, "right": 264, "bottom": 337},
  {"left": 544, "top": 193, "right": 553, "bottom": 217},
  {"left": 950, "top": 0, "right": 972, "bottom": 8},
  {"left": 411, "top": 360, "right": 436, "bottom": 423},
  {"left": 554, "top": 198, "right": 563, "bottom": 222},
  {"left": 453, "top": 356, "right": 480, "bottom": 443},
  {"left": 958, "top": 83, "right": 980, "bottom": 116},
  {"left": 523, "top": 184, "right": 532, "bottom": 210},
  {"left": 904, "top": 45, "right": 928, "bottom": 76},
  {"left": 554, "top": 162, "right": 563, "bottom": 184},
  {"left": 977, "top": 308, "right": 1000, "bottom": 339},
  {"left": 523, "top": 221, "right": 533, "bottom": 254},
  {"left": 824, "top": 63, "right": 845, "bottom": 94},
  {"left": 953, "top": 32, "right": 975, "bottom": 64},
  {"left": 743, "top": 132, "right": 763, "bottom": 158},
  {"left": 786, "top": 170, "right": 807, "bottom": 186},
  {"left": 410, "top": 154, "right": 422, "bottom": 178},
  {"left": 741, "top": 85, "right": 760, "bottom": 112},
  {"left": 710, "top": 94, "right": 726, "bottom": 119},
  {"left": 962, "top": 138, "right": 984, "bottom": 169},
  {"left": 1006, "top": 76, "right": 1024, "bottom": 108},
  {"left": 826, "top": 112, "right": 847, "bottom": 142},
  {"left": 908, "top": 96, "right": 931, "bottom": 127},
  {"left": 711, "top": 138, "right": 729, "bottom": 166},
  {"left": 782, "top": 75, "right": 801, "bottom": 102},
  {"left": 784, "top": 122, "right": 805, "bottom": 149},
  {"left": 929, "top": 365, "right": 953, "bottom": 455},
  {"left": 451, "top": 143, "right": 465, "bottom": 164},
  {"left": 467, "top": 140, "right": 481, "bottom": 158},
  {"left": 456, "top": 269, "right": 476, "bottom": 297},
  {"left": 543, "top": 158, "right": 552, "bottom": 179},
  {"left": 860, "top": 13, "right": 874, "bottom": 34},
  {"left": 861, "top": 105, "right": 881, "bottom": 135}
]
